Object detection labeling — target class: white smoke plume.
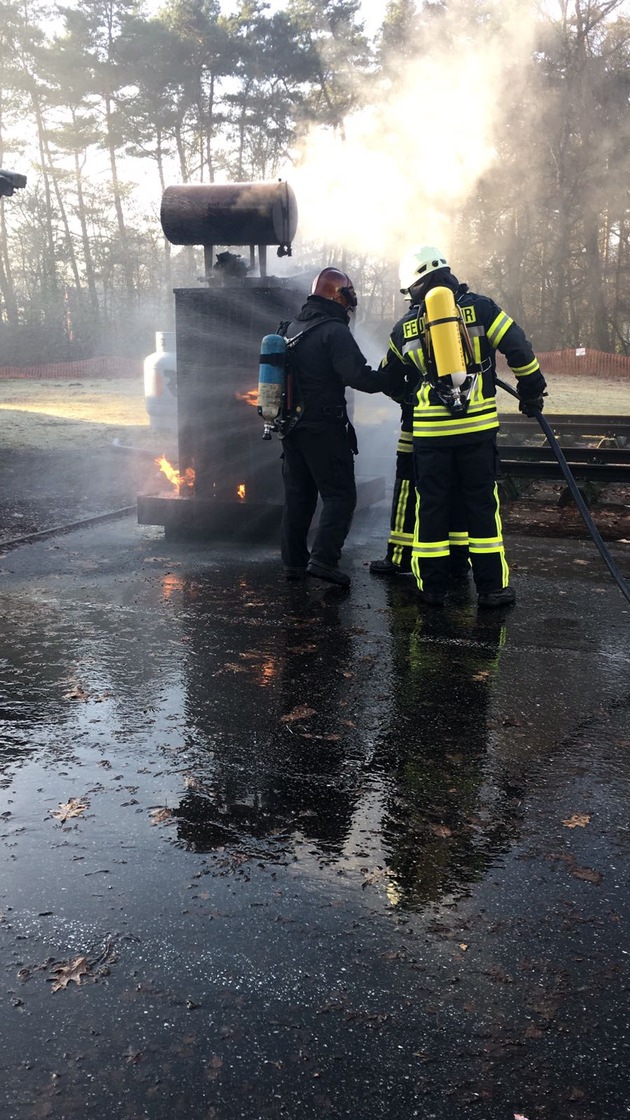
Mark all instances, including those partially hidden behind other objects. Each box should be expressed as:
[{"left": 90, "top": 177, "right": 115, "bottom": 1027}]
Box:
[{"left": 288, "top": 0, "right": 539, "bottom": 267}]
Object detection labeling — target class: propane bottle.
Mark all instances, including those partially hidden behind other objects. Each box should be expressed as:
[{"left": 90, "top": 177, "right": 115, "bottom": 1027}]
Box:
[
  {"left": 424, "top": 286, "right": 468, "bottom": 387},
  {"left": 257, "top": 333, "right": 287, "bottom": 438},
  {"left": 144, "top": 331, "right": 177, "bottom": 431}
]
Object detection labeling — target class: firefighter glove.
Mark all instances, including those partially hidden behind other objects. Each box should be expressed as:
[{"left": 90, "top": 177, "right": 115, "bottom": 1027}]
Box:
[{"left": 518, "top": 394, "right": 545, "bottom": 417}]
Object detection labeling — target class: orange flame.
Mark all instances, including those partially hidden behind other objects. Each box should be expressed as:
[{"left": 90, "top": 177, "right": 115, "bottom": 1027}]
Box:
[
  {"left": 156, "top": 455, "right": 195, "bottom": 493},
  {"left": 236, "top": 389, "right": 258, "bottom": 407},
  {"left": 237, "top": 483, "right": 246, "bottom": 501}
]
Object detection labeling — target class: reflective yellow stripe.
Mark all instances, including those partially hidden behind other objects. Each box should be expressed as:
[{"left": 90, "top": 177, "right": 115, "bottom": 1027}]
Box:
[
  {"left": 396, "top": 432, "right": 413, "bottom": 453},
  {"left": 391, "top": 543, "right": 409, "bottom": 565},
  {"left": 387, "top": 336, "right": 401, "bottom": 362},
  {"left": 390, "top": 530, "right": 413, "bottom": 546},
  {"left": 413, "top": 539, "right": 450, "bottom": 558},
  {"left": 487, "top": 311, "right": 513, "bottom": 347},
  {"left": 407, "top": 350, "right": 425, "bottom": 373},
  {"left": 393, "top": 478, "right": 410, "bottom": 538},
  {"left": 449, "top": 531, "right": 469, "bottom": 546},
  {"left": 469, "top": 538, "right": 503, "bottom": 552},
  {"left": 413, "top": 412, "right": 499, "bottom": 438},
  {"left": 467, "top": 484, "right": 510, "bottom": 583},
  {"left": 512, "top": 359, "right": 541, "bottom": 376},
  {"left": 494, "top": 483, "right": 510, "bottom": 585}
]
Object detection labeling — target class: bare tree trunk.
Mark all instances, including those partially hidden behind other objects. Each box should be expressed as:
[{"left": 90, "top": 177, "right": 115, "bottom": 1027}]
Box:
[
  {"left": 584, "top": 209, "right": 610, "bottom": 350},
  {"left": 73, "top": 145, "right": 100, "bottom": 319},
  {"left": 34, "top": 100, "right": 84, "bottom": 296},
  {"left": 206, "top": 74, "right": 215, "bottom": 183},
  {"left": 0, "top": 106, "right": 19, "bottom": 324},
  {"left": 0, "top": 206, "right": 19, "bottom": 324},
  {"left": 105, "top": 93, "right": 135, "bottom": 297}
]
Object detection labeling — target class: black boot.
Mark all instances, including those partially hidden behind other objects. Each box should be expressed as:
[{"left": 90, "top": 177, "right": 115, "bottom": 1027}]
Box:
[
  {"left": 284, "top": 567, "right": 307, "bottom": 581},
  {"left": 307, "top": 560, "right": 351, "bottom": 587},
  {"left": 477, "top": 586, "right": 516, "bottom": 608},
  {"left": 417, "top": 589, "right": 445, "bottom": 607},
  {"left": 369, "top": 557, "right": 399, "bottom": 575}
]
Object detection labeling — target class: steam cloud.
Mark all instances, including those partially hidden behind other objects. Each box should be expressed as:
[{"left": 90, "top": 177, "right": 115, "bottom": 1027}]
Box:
[{"left": 287, "top": 0, "right": 538, "bottom": 266}]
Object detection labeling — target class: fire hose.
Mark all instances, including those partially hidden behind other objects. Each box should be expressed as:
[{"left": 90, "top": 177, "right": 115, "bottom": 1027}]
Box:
[{"left": 497, "top": 378, "right": 630, "bottom": 606}]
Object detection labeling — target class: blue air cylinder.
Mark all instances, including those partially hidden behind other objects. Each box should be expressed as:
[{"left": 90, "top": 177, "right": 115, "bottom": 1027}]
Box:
[{"left": 257, "top": 333, "right": 287, "bottom": 422}]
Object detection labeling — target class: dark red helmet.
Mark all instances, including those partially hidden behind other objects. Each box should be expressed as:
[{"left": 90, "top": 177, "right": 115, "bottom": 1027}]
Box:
[{"left": 310, "top": 267, "right": 358, "bottom": 309}]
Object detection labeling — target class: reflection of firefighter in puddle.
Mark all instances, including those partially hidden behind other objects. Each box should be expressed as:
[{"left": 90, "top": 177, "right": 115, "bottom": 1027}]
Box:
[
  {"left": 174, "top": 583, "right": 359, "bottom": 857},
  {"left": 374, "top": 598, "right": 520, "bottom": 909}
]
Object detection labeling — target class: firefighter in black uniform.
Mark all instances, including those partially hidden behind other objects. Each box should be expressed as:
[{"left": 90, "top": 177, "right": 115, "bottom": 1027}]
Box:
[
  {"left": 279, "top": 266, "right": 405, "bottom": 587},
  {"left": 394, "top": 245, "right": 546, "bottom": 607}
]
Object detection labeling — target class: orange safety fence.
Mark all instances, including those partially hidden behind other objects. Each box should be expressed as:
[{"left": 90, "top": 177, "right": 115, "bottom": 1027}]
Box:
[
  {"left": 496, "top": 348, "right": 630, "bottom": 378},
  {"left": 0, "top": 357, "right": 142, "bottom": 380},
  {"left": 1, "top": 348, "right": 630, "bottom": 381}
]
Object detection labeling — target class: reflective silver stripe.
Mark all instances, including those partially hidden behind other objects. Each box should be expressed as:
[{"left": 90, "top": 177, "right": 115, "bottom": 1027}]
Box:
[
  {"left": 413, "top": 540, "right": 450, "bottom": 558},
  {"left": 392, "top": 479, "right": 410, "bottom": 541},
  {"left": 413, "top": 412, "right": 499, "bottom": 437},
  {"left": 469, "top": 539, "right": 503, "bottom": 552},
  {"left": 487, "top": 311, "right": 513, "bottom": 347},
  {"left": 512, "top": 359, "right": 541, "bottom": 376},
  {"left": 407, "top": 351, "right": 425, "bottom": 372}
]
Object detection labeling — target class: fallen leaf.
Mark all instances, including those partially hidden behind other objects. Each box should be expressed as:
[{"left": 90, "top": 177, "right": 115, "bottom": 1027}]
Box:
[
  {"left": 149, "top": 807, "right": 174, "bottom": 825},
  {"left": 514, "top": 1114, "right": 530, "bottom": 1120},
  {"left": 562, "top": 813, "right": 591, "bottom": 829},
  {"left": 361, "top": 868, "right": 390, "bottom": 888},
  {"left": 63, "top": 684, "right": 89, "bottom": 701},
  {"left": 50, "top": 798, "right": 89, "bottom": 823},
  {"left": 571, "top": 865, "right": 602, "bottom": 883},
  {"left": 281, "top": 706, "right": 316, "bottom": 723},
  {"left": 430, "top": 824, "right": 453, "bottom": 838},
  {"left": 48, "top": 956, "right": 91, "bottom": 992},
  {"left": 206, "top": 1054, "right": 223, "bottom": 1081},
  {"left": 459, "top": 943, "right": 469, "bottom": 951}
]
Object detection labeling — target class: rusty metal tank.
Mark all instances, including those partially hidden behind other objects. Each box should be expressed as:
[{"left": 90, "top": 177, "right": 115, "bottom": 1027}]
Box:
[{"left": 160, "top": 181, "right": 298, "bottom": 255}]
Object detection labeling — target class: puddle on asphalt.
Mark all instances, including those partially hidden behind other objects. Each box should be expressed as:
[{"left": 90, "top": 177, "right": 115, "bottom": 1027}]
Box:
[{"left": 0, "top": 564, "right": 629, "bottom": 1119}]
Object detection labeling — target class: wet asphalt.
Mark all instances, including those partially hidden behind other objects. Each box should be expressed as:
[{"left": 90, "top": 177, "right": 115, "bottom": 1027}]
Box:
[{"left": 0, "top": 506, "right": 628, "bottom": 1120}]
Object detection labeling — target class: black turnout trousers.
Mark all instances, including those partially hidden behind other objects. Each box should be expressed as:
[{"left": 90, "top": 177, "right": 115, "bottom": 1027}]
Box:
[
  {"left": 412, "top": 437, "right": 508, "bottom": 596},
  {"left": 280, "top": 420, "right": 356, "bottom": 570}
]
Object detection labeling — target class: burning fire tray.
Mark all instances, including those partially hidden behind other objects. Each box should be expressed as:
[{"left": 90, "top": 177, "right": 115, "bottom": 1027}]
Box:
[{"left": 137, "top": 476, "right": 385, "bottom": 542}]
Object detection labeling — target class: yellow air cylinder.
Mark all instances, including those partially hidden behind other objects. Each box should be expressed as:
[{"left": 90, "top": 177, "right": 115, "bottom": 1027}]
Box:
[{"left": 424, "top": 285, "right": 468, "bottom": 387}]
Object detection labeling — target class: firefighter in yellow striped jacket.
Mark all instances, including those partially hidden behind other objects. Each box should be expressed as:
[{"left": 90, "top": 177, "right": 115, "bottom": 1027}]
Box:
[{"left": 396, "top": 245, "right": 547, "bottom": 607}]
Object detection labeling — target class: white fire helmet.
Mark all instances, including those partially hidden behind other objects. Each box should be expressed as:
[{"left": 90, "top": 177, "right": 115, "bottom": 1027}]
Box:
[{"left": 399, "top": 246, "right": 449, "bottom": 294}]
